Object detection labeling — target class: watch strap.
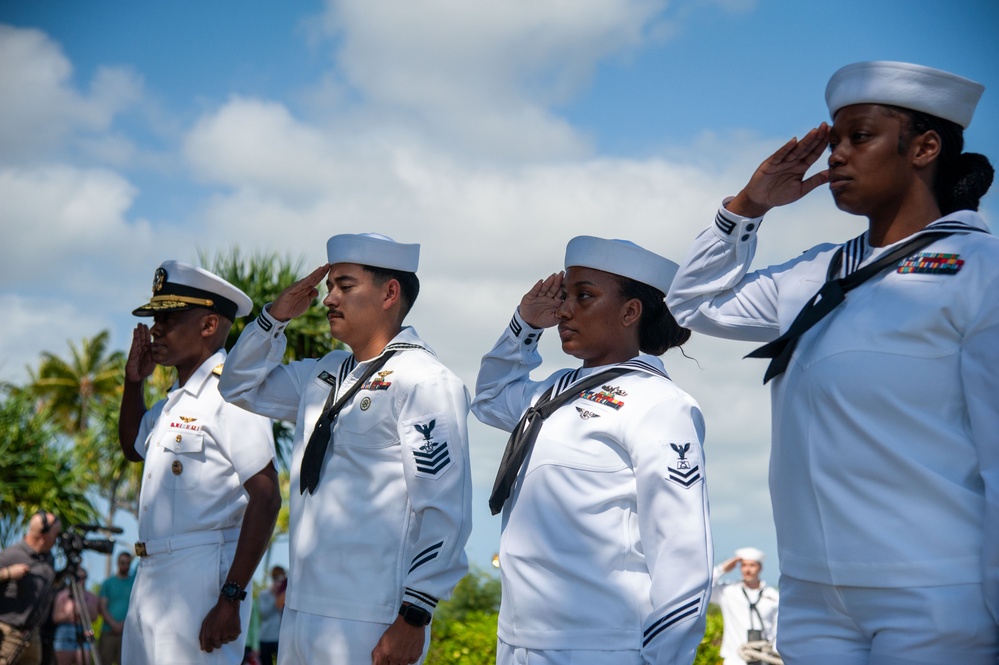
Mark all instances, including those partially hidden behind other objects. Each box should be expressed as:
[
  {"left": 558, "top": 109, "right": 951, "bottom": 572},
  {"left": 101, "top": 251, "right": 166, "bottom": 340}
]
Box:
[{"left": 398, "top": 603, "right": 432, "bottom": 626}]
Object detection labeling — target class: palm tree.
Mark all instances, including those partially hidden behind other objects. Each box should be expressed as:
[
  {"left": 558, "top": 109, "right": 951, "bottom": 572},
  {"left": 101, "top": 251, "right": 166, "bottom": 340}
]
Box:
[{"left": 28, "top": 330, "right": 125, "bottom": 434}]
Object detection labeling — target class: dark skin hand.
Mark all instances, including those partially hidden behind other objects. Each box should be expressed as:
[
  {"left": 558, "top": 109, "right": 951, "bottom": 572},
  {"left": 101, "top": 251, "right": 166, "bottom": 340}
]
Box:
[
  {"left": 727, "top": 123, "right": 831, "bottom": 218},
  {"left": 371, "top": 613, "right": 426, "bottom": 665},
  {"left": 198, "top": 463, "right": 281, "bottom": 653},
  {"left": 518, "top": 272, "right": 565, "bottom": 329},
  {"left": 119, "top": 322, "right": 155, "bottom": 462}
]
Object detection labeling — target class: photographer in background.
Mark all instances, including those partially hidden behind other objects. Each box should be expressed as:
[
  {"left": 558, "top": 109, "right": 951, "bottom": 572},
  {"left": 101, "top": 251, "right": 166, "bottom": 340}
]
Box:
[{"left": 0, "top": 511, "right": 62, "bottom": 665}]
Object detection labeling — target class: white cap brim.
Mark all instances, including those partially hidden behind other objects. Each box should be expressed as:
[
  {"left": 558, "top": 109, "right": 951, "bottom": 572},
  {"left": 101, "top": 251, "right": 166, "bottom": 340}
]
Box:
[
  {"left": 565, "top": 236, "right": 678, "bottom": 294},
  {"left": 826, "top": 61, "right": 984, "bottom": 128},
  {"left": 327, "top": 233, "right": 419, "bottom": 272}
]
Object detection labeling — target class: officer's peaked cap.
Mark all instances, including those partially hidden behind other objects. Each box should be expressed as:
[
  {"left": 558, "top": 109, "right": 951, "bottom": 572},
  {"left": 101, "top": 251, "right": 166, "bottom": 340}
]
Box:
[{"left": 132, "top": 260, "right": 252, "bottom": 320}]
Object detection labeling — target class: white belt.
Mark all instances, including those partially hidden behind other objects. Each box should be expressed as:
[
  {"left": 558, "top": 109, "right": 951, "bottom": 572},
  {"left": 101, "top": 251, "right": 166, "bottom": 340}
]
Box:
[{"left": 134, "top": 527, "right": 240, "bottom": 557}]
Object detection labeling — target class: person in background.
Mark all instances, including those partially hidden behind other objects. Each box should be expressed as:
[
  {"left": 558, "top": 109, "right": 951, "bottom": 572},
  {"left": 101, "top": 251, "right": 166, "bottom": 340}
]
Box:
[
  {"left": 97, "top": 552, "right": 134, "bottom": 665},
  {"left": 711, "top": 548, "right": 779, "bottom": 664},
  {"left": 256, "top": 566, "right": 286, "bottom": 665},
  {"left": 0, "top": 511, "right": 61, "bottom": 665},
  {"left": 667, "top": 61, "right": 998, "bottom": 663}
]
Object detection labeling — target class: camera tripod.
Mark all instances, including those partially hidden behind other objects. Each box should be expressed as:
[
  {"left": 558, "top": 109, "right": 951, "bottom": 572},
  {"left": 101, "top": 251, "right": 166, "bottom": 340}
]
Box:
[{"left": 58, "top": 570, "right": 103, "bottom": 665}]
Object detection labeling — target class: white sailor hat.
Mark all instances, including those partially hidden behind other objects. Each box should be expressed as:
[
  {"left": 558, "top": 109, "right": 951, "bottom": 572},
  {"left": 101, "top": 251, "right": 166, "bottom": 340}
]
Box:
[
  {"left": 132, "top": 260, "right": 253, "bottom": 321},
  {"left": 735, "top": 547, "right": 765, "bottom": 563},
  {"left": 825, "top": 61, "right": 984, "bottom": 128},
  {"left": 327, "top": 233, "right": 420, "bottom": 273},
  {"left": 564, "top": 236, "right": 678, "bottom": 295}
]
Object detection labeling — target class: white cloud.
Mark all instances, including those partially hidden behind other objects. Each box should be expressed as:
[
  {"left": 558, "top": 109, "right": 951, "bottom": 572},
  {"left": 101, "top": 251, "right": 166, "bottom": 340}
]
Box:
[
  {"left": 311, "top": 0, "right": 671, "bottom": 157},
  {"left": 0, "top": 24, "right": 142, "bottom": 164}
]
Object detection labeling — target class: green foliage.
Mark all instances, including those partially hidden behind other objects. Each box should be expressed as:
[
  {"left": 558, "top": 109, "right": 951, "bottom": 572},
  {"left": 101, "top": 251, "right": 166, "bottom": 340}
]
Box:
[
  {"left": 426, "top": 611, "right": 498, "bottom": 665},
  {"left": 694, "top": 604, "right": 723, "bottom": 665},
  {"left": 0, "top": 386, "right": 97, "bottom": 548},
  {"left": 425, "top": 568, "right": 501, "bottom": 664},
  {"left": 424, "top": 572, "right": 724, "bottom": 665}
]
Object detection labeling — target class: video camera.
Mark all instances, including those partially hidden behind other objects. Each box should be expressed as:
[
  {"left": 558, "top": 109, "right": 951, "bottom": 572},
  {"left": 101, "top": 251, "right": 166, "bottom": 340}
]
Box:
[{"left": 57, "top": 524, "right": 120, "bottom": 568}]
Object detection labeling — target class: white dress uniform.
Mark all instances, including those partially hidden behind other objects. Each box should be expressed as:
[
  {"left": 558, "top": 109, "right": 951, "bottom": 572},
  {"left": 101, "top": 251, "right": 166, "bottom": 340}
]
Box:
[
  {"left": 123, "top": 349, "right": 276, "bottom": 665},
  {"left": 218, "top": 309, "right": 472, "bottom": 664},
  {"left": 473, "top": 309, "right": 713, "bottom": 665},
  {"left": 667, "top": 204, "right": 999, "bottom": 658},
  {"left": 710, "top": 569, "right": 778, "bottom": 664}
]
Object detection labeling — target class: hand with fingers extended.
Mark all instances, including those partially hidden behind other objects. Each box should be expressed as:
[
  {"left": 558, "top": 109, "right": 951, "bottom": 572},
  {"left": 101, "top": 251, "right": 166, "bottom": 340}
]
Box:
[
  {"left": 519, "top": 272, "right": 564, "bottom": 329},
  {"left": 269, "top": 264, "right": 331, "bottom": 322},
  {"left": 125, "top": 323, "right": 156, "bottom": 383},
  {"left": 729, "top": 123, "right": 832, "bottom": 218}
]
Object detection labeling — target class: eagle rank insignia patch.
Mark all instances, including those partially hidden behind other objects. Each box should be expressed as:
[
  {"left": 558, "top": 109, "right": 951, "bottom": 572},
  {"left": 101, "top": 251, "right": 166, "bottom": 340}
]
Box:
[
  {"left": 667, "top": 442, "right": 701, "bottom": 488},
  {"left": 897, "top": 252, "right": 963, "bottom": 275},
  {"left": 408, "top": 416, "right": 452, "bottom": 479}
]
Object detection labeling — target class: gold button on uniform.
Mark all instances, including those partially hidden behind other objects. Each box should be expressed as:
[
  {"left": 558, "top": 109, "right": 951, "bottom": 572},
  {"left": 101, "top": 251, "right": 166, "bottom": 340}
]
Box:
[
  {"left": 171, "top": 460, "right": 183, "bottom": 475},
  {"left": 176, "top": 435, "right": 182, "bottom": 442}
]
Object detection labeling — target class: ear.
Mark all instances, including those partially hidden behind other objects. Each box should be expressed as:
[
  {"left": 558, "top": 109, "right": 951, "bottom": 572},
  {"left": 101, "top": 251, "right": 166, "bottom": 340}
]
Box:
[
  {"left": 381, "top": 278, "right": 402, "bottom": 311},
  {"left": 621, "top": 297, "right": 642, "bottom": 328},
  {"left": 910, "top": 129, "right": 941, "bottom": 169},
  {"left": 200, "top": 312, "right": 221, "bottom": 338}
]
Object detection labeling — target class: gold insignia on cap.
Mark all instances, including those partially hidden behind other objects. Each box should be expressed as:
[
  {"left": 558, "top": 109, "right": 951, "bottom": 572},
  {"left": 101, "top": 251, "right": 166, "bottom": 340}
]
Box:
[
  {"left": 171, "top": 460, "right": 183, "bottom": 475},
  {"left": 153, "top": 267, "right": 167, "bottom": 293},
  {"left": 212, "top": 364, "right": 224, "bottom": 376},
  {"left": 179, "top": 416, "right": 197, "bottom": 423}
]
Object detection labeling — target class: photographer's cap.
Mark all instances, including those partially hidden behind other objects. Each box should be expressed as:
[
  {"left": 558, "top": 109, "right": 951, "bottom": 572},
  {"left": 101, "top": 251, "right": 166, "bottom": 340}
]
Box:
[
  {"left": 825, "top": 61, "right": 984, "bottom": 128},
  {"left": 327, "top": 233, "right": 419, "bottom": 272},
  {"left": 565, "top": 236, "right": 678, "bottom": 294},
  {"left": 735, "top": 547, "right": 765, "bottom": 563},
  {"left": 132, "top": 260, "right": 252, "bottom": 321}
]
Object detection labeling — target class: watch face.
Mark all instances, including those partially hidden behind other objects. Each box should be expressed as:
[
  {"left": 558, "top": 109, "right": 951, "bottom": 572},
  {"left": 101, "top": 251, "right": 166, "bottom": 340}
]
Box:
[{"left": 221, "top": 582, "right": 244, "bottom": 601}]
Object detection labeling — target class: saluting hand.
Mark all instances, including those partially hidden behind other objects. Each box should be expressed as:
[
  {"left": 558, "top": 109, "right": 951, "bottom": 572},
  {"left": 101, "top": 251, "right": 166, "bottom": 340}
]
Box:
[
  {"left": 125, "top": 323, "right": 155, "bottom": 383},
  {"left": 268, "top": 264, "right": 331, "bottom": 322},
  {"left": 519, "top": 272, "right": 564, "bottom": 329},
  {"left": 728, "top": 123, "right": 831, "bottom": 218}
]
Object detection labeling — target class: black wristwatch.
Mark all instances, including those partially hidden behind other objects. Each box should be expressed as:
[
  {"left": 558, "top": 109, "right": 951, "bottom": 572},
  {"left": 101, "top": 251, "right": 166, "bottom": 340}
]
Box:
[
  {"left": 220, "top": 582, "right": 247, "bottom": 602},
  {"left": 398, "top": 603, "right": 432, "bottom": 627}
]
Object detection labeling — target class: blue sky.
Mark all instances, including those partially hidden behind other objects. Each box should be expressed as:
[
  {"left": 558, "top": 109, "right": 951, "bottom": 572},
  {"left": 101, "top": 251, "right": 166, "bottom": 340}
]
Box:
[{"left": 2, "top": 0, "right": 997, "bottom": 586}]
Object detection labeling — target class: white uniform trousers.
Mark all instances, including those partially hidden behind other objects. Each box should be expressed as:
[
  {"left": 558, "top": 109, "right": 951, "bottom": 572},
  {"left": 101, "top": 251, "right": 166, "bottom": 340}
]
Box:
[
  {"left": 776, "top": 575, "right": 998, "bottom": 665},
  {"left": 277, "top": 608, "right": 430, "bottom": 665},
  {"left": 123, "top": 540, "right": 247, "bottom": 665},
  {"left": 497, "top": 638, "right": 642, "bottom": 665}
]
